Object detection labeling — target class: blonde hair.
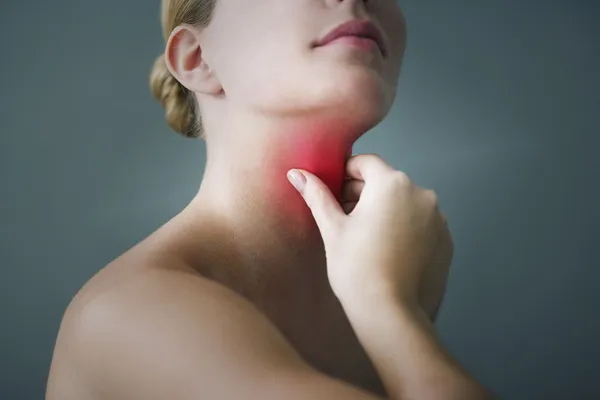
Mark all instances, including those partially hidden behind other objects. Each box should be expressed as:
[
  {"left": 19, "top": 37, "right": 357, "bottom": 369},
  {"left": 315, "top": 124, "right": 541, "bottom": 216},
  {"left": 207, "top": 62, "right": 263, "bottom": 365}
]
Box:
[{"left": 149, "top": 0, "right": 217, "bottom": 138}]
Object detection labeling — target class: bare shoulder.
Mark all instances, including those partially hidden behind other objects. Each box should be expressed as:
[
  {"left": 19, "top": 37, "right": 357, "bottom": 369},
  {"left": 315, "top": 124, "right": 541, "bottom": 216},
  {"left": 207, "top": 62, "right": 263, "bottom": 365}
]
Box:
[{"left": 52, "top": 262, "right": 382, "bottom": 400}]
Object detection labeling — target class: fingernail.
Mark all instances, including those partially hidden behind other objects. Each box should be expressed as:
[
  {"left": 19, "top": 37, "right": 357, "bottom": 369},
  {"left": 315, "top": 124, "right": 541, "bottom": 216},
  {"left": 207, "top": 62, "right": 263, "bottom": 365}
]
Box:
[{"left": 287, "top": 169, "right": 306, "bottom": 193}]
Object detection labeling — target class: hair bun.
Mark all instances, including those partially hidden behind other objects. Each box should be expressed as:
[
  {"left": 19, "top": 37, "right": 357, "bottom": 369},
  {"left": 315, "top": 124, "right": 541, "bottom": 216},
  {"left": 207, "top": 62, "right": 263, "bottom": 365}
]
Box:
[{"left": 149, "top": 54, "right": 201, "bottom": 138}]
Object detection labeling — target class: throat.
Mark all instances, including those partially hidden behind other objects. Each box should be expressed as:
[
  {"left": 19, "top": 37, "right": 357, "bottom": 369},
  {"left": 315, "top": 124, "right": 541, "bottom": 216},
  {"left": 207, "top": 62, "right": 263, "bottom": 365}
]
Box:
[
  {"left": 189, "top": 115, "right": 361, "bottom": 305},
  {"left": 197, "top": 116, "right": 357, "bottom": 243}
]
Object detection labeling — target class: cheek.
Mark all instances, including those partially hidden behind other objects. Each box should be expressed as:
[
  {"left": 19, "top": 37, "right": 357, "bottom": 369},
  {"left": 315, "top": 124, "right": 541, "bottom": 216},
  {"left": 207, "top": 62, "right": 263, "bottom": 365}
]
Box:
[{"left": 224, "top": 51, "right": 303, "bottom": 108}]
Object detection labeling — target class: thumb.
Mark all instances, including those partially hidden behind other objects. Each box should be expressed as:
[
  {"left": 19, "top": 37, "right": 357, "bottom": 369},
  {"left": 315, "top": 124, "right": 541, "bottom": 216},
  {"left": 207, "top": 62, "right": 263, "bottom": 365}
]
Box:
[{"left": 287, "top": 169, "right": 345, "bottom": 237}]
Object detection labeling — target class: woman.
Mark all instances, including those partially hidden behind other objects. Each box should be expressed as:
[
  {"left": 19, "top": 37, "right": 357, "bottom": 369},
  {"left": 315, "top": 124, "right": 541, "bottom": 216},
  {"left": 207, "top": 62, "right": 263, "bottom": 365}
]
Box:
[{"left": 47, "top": 0, "right": 493, "bottom": 399}]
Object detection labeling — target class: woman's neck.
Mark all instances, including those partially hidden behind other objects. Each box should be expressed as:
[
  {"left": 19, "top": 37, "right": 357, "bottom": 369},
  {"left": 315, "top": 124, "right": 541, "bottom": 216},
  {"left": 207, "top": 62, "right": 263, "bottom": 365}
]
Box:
[{"left": 188, "top": 113, "right": 361, "bottom": 287}]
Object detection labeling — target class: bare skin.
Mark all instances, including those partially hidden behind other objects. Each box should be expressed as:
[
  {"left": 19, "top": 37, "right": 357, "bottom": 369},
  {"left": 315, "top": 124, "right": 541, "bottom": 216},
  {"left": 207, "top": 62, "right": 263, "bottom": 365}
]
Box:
[
  {"left": 48, "top": 1, "right": 493, "bottom": 398},
  {"left": 47, "top": 155, "right": 491, "bottom": 400},
  {"left": 46, "top": 210, "right": 388, "bottom": 399}
]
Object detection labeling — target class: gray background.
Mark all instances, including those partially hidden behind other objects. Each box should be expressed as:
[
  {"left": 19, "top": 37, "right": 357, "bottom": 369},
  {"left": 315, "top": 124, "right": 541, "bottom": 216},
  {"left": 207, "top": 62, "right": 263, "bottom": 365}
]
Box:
[{"left": 1, "top": 0, "right": 598, "bottom": 399}]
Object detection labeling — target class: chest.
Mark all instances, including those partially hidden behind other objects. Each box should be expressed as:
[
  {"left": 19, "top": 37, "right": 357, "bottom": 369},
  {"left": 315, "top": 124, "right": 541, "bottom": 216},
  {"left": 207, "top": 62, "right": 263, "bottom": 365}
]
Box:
[
  {"left": 265, "top": 293, "right": 387, "bottom": 397},
  {"left": 204, "top": 261, "right": 387, "bottom": 397}
]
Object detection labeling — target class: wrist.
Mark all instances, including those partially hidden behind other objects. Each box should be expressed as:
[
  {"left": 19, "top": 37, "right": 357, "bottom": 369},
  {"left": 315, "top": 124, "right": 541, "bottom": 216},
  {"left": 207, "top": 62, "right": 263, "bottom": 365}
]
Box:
[{"left": 339, "top": 288, "right": 425, "bottom": 328}]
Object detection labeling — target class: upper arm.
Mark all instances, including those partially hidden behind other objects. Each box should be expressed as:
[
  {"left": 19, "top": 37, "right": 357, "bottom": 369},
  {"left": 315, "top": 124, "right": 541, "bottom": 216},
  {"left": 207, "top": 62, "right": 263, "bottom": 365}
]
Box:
[{"left": 74, "top": 268, "right": 383, "bottom": 400}]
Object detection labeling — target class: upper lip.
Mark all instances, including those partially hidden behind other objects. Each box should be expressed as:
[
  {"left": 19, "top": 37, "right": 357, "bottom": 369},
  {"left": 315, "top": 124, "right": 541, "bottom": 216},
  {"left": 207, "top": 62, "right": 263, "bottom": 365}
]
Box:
[{"left": 315, "top": 19, "right": 386, "bottom": 57}]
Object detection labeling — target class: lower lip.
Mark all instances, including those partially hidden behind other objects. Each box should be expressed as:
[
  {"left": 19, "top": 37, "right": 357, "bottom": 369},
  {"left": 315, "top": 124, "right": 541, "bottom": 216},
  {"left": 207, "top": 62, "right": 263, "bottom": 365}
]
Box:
[{"left": 321, "top": 36, "right": 381, "bottom": 54}]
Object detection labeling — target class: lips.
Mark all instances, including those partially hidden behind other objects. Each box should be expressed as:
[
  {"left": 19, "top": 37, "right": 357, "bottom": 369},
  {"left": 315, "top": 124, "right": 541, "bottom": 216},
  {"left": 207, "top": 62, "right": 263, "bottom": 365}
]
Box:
[{"left": 315, "top": 19, "right": 386, "bottom": 57}]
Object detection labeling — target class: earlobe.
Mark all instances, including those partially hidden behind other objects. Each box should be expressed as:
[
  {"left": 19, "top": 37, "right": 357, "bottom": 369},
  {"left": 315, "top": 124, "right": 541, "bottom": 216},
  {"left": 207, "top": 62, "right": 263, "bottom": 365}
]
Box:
[{"left": 164, "top": 25, "right": 222, "bottom": 96}]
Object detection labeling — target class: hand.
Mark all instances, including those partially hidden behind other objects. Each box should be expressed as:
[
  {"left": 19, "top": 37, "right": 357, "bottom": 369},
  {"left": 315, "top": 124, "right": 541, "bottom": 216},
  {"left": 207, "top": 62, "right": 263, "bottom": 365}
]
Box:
[
  {"left": 287, "top": 154, "right": 452, "bottom": 318},
  {"left": 341, "top": 164, "right": 453, "bottom": 321}
]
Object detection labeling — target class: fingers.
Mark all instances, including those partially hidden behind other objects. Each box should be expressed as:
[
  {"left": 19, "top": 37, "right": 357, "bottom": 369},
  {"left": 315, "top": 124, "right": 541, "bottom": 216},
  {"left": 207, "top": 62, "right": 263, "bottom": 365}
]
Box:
[
  {"left": 345, "top": 154, "right": 395, "bottom": 183},
  {"left": 288, "top": 169, "right": 345, "bottom": 238}
]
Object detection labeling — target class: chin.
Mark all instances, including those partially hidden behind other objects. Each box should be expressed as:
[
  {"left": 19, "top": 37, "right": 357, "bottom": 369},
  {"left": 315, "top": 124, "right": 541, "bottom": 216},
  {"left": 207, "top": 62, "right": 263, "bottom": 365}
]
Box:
[
  {"left": 318, "top": 69, "right": 393, "bottom": 128},
  {"left": 253, "top": 65, "right": 395, "bottom": 130}
]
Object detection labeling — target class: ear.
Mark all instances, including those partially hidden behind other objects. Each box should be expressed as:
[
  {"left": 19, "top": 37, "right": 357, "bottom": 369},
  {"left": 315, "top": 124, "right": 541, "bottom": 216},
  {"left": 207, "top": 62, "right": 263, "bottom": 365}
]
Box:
[{"left": 164, "top": 25, "right": 222, "bottom": 95}]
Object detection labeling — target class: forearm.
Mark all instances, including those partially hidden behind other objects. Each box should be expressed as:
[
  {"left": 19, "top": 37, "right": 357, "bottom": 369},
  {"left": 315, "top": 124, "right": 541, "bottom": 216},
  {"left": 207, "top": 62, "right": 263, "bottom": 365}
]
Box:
[{"left": 342, "top": 296, "right": 494, "bottom": 400}]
